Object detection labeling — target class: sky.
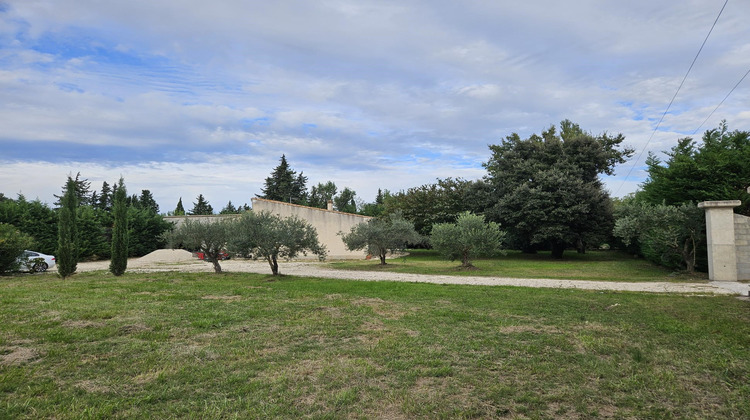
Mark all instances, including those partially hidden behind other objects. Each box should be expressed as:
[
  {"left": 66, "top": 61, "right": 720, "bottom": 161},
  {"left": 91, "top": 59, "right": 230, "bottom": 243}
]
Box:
[{"left": 1, "top": 0, "right": 749, "bottom": 213}]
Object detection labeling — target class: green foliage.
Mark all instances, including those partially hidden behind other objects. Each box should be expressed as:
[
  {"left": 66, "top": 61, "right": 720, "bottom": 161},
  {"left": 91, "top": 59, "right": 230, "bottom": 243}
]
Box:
[
  {"left": 76, "top": 206, "right": 109, "bottom": 259},
  {"left": 385, "top": 178, "right": 486, "bottom": 236},
  {"left": 613, "top": 200, "right": 705, "bottom": 272},
  {"left": 136, "top": 189, "right": 159, "bottom": 214},
  {"left": 333, "top": 187, "right": 357, "bottom": 213},
  {"left": 430, "top": 212, "right": 506, "bottom": 267},
  {"left": 259, "top": 154, "right": 308, "bottom": 204},
  {"left": 110, "top": 178, "right": 128, "bottom": 276},
  {"left": 190, "top": 194, "right": 214, "bottom": 215},
  {"left": 484, "top": 120, "right": 633, "bottom": 257},
  {"left": 57, "top": 177, "right": 79, "bottom": 278},
  {"left": 127, "top": 207, "right": 172, "bottom": 257},
  {"left": 341, "top": 212, "right": 422, "bottom": 265},
  {"left": 167, "top": 218, "right": 234, "bottom": 273},
  {"left": 220, "top": 200, "right": 238, "bottom": 214},
  {"left": 229, "top": 211, "right": 327, "bottom": 275},
  {"left": 308, "top": 181, "right": 337, "bottom": 209},
  {"left": 0, "top": 195, "right": 57, "bottom": 255},
  {"left": 0, "top": 223, "right": 34, "bottom": 273},
  {"left": 174, "top": 197, "right": 186, "bottom": 215},
  {"left": 638, "top": 121, "right": 750, "bottom": 215}
]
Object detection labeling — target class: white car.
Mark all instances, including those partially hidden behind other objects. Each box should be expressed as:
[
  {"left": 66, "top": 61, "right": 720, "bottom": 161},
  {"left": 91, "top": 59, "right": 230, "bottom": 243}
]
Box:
[{"left": 17, "top": 250, "right": 56, "bottom": 272}]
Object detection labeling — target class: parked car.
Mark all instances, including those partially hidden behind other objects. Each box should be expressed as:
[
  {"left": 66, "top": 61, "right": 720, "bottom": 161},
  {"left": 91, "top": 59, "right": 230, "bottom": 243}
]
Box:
[{"left": 17, "top": 250, "right": 56, "bottom": 272}]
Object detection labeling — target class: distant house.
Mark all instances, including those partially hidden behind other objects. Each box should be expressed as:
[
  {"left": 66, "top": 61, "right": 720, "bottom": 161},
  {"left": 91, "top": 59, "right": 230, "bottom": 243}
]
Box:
[{"left": 164, "top": 198, "right": 372, "bottom": 259}]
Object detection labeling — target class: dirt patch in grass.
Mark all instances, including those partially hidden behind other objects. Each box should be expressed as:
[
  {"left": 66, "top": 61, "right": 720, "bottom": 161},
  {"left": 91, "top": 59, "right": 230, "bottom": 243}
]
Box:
[
  {"left": 0, "top": 346, "right": 40, "bottom": 365},
  {"left": 75, "top": 379, "right": 111, "bottom": 393},
  {"left": 63, "top": 320, "right": 106, "bottom": 328},
  {"left": 352, "top": 298, "right": 413, "bottom": 319},
  {"left": 202, "top": 295, "right": 243, "bottom": 301}
]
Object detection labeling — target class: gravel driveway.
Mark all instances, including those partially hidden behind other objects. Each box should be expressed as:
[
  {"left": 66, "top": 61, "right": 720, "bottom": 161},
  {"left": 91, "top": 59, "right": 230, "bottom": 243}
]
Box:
[{"left": 76, "top": 250, "right": 750, "bottom": 296}]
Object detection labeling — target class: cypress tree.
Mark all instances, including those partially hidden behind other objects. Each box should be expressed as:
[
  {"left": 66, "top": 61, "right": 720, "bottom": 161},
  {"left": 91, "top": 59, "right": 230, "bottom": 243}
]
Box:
[
  {"left": 110, "top": 177, "right": 128, "bottom": 276},
  {"left": 174, "top": 197, "right": 185, "bottom": 215},
  {"left": 57, "top": 177, "right": 79, "bottom": 278}
]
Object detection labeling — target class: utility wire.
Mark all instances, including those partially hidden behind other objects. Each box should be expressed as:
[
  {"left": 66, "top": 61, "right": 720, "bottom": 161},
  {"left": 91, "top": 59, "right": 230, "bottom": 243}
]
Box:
[
  {"left": 692, "top": 66, "right": 750, "bottom": 135},
  {"left": 615, "top": 0, "right": 729, "bottom": 196}
]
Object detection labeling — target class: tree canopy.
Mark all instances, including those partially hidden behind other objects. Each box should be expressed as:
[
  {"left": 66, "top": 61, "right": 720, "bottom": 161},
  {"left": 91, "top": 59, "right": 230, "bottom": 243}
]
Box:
[
  {"left": 341, "top": 212, "right": 422, "bottom": 265},
  {"left": 229, "top": 211, "right": 326, "bottom": 275},
  {"left": 190, "top": 194, "right": 214, "bottom": 215},
  {"left": 430, "top": 212, "right": 506, "bottom": 268},
  {"left": 484, "top": 120, "right": 633, "bottom": 257},
  {"left": 638, "top": 121, "right": 750, "bottom": 215},
  {"left": 259, "top": 155, "right": 308, "bottom": 204}
]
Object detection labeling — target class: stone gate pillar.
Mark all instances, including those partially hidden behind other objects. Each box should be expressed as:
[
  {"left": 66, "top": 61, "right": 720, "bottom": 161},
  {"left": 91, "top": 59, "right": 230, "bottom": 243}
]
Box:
[{"left": 698, "top": 200, "right": 741, "bottom": 281}]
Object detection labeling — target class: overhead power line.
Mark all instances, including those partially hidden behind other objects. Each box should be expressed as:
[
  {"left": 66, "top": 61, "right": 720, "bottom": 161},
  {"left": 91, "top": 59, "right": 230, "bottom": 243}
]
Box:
[
  {"left": 615, "top": 0, "right": 729, "bottom": 196},
  {"left": 692, "top": 66, "right": 750, "bottom": 135}
]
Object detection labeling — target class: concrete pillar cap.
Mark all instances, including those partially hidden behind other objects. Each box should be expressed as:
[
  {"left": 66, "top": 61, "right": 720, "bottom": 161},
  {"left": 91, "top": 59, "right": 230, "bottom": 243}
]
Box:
[{"left": 698, "top": 200, "right": 741, "bottom": 209}]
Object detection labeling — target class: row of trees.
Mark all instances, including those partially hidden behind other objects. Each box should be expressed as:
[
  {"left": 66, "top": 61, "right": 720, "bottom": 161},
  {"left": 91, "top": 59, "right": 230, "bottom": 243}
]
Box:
[
  {"left": 0, "top": 174, "right": 172, "bottom": 264},
  {"left": 611, "top": 121, "right": 750, "bottom": 272},
  {"left": 256, "top": 155, "right": 388, "bottom": 216},
  {"left": 168, "top": 211, "right": 326, "bottom": 275}
]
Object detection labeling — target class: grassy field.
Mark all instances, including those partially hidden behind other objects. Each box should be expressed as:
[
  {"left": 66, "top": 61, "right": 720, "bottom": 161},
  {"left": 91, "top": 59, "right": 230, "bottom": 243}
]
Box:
[
  {"left": 1, "top": 270, "right": 748, "bottom": 419},
  {"left": 329, "top": 249, "right": 709, "bottom": 283}
]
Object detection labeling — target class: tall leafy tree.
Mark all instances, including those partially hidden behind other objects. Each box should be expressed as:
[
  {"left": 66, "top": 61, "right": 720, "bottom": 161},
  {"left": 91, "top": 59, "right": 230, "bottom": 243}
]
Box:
[
  {"left": 258, "top": 155, "right": 308, "bottom": 204},
  {"left": 484, "top": 120, "right": 633, "bottom": 258},
  {"left": 110, "top": 177, "right": 128, "bottom": 276},
  {"left": 308, "top": 181, "right": 337, "bottom": 209},
  {"left": 385, "top": 178, "right": 483, "bottom": 236},
  {"left": 638, "top": 121, "right": 750, "bottom": 215},
  {"left": 334, "top": 187, "right": 357, "bottom": 213},
  {"left": 341, "top": 212, "right": 422, "bottom": 265},
  {"left": 57, "top": 176, "right": 79, "bottom": 278},
  {"left": 190, "top": 194, "right": 213, "bottom": 215}
]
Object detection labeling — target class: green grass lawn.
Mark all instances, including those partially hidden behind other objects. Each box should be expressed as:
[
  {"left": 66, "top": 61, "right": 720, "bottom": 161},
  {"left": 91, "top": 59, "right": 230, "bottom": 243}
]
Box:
[
  {"left": 329, "top": 249, "right": 709, "bottom": 282},
  {"left": 1, "top": 271, "right": 748, "bottom": 419}
]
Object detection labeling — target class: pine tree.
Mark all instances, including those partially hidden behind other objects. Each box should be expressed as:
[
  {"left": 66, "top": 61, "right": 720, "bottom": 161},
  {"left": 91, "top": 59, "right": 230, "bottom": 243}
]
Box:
[
  {"left": 57, "top": 176, "right": 79, "bottom": 278},
  {"left": 190, "top": 194, "right": 213, "bottom": 215},
  {"left": 174, "top": 197, "right": 185, "bottom": 215},
  {"left": 258, "top": 155, "right": 307, "bottom": 203},
  {"left": 138, "top": 189, "right": 159, "bottom": 214},
  {"left": 220, "top": 200, "right": 238, "bottom": 214},
  {"left": 110, "top": 177, "right": 128, "bottom": 276}
]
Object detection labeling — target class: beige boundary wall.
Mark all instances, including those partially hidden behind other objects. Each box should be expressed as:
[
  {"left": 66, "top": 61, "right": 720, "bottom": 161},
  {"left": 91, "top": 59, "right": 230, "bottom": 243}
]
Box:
[
  {"left": 164, "top": 200, "right": 372, "bottom": 259},
  {"left": 251, "top": 198, "right": 371, "bottom": 259},
  {"left": 698, "top": 200, "right": 750, "bottom": 281}
]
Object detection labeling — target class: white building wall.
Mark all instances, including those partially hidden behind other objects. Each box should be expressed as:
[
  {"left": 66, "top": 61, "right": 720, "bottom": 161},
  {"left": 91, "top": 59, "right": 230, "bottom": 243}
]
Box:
[{"left": 251, "top": 198, "right": 371, "bottom": 259}]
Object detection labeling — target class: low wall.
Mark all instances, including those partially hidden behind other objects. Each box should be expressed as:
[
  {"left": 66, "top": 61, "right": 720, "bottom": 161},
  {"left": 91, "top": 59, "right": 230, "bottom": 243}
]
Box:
[{"left": 251, "top": 198, "right": 371, "bottom": 259}]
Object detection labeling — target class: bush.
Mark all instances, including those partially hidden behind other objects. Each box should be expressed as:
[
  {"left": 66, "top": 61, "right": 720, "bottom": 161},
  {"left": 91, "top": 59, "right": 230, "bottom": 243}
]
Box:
[
  {"left": 0, "top": 223, "right": 34, "bottom": 274},
  {"left": 430, "top": 212, "right": 506, "bottom": 268}
]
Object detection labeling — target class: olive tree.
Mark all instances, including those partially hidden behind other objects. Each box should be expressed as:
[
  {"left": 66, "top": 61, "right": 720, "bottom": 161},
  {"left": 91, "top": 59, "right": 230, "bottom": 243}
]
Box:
[
  {"left": 229, "top": 211, "right": 326, "bottom": 276},
  {"left": 167, "top": 218, "right": 234, "bottom": 273},
  {"left": 341, "top": 212, "right": 422, "bottom": 265},
  {"left": 613, "top": 200, "right": 704, "bottom": 273},
  {"left": 430, "top": 212, "right": 506, "bottom": 268}
]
